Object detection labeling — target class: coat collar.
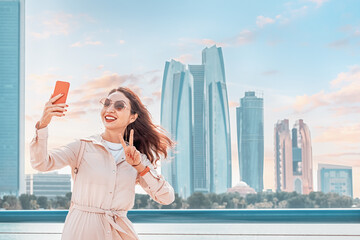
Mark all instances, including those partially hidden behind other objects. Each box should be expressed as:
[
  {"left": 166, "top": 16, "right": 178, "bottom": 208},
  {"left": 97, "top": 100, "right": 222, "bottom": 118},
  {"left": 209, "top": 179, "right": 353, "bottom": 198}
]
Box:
[{"left": 80, "top": 134, "right": 129, "bottom": 148}]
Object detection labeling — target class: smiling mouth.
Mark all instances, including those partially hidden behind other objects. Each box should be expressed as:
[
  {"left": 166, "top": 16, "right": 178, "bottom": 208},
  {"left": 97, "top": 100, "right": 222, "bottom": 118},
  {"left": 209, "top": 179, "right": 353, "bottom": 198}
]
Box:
[{"left": 105, "top": 116, "right": 117, "bottom": 122}]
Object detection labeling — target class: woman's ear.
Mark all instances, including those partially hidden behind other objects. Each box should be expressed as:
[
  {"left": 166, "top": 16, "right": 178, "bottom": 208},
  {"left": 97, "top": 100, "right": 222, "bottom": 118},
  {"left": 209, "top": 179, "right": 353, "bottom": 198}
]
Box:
[{"left": 130, "top": 113, "right": 138, "bottom": 124}]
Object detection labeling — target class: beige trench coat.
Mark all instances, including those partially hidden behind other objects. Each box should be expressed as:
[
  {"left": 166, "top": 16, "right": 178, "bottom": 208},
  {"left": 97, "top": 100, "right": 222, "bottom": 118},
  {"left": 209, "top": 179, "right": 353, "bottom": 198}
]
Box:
[{"left": 29, "top": 126, "right": 175, "bottom": 240}]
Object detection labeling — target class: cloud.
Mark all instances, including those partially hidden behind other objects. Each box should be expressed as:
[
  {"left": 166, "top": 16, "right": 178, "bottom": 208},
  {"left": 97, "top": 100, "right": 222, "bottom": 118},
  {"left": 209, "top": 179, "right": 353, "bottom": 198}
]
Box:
[
  {"left": 328, "top": 39, "right": 349, "bottom": 48},
  {"left": 176, "top": 38, "right": 227, "bottom": 49},
  {"left": 328, "top": 25, "right": 360, "bottom": 49},
  {"left": 314, "top": 123, "right": 360, "bottom": 143},
  {"left": 256, "top": 16, "right": 275, "bottom": 28},
  {"left": 306, "top": 0, "right": 329, "bottom": 8},
  {"left": 229, "top": 101, "right": 240, "bottom": 108},
  {"left": 70, "top": 40, "right": 102, "bottom": 48},
  {"left": 149, "top": 76, "right": 161, "bottom": 84},
  {"left": 152, "top": 90, "right": 161, "bottom": 100},
  {"left": 235, "top": 30, "right": 256, "bottom": 45},
  {"left": 328, "top": 105, "right": 360, "bottom": 117},
  {"left": 174, "top": 54, "right": 194, "bottom": 64},
  {"left": 30, "top": 12, "right": 74, "bottom": 39},
  {"left": 291, "top": 65, "right": 360, "bottom": 113}
]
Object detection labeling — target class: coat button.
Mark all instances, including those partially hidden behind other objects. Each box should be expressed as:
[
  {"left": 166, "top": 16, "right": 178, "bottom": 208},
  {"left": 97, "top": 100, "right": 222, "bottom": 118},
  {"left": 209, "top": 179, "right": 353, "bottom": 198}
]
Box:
[{"left": 112, "top": 170, "right": 116, "bottom": 174}]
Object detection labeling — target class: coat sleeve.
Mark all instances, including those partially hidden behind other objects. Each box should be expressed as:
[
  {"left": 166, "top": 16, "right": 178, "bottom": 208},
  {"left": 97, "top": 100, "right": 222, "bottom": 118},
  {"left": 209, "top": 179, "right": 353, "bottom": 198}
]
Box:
[
  {"left": 136, "top": 154, "right": 175, "bottom": 205},
  {"left": 29, "top": 125, "right": 80, "bottom": 172}
]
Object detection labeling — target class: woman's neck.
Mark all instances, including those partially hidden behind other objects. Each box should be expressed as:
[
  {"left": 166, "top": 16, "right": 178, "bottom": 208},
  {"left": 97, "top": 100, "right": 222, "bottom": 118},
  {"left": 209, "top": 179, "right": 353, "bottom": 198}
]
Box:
[{"left": 101, "top": 129, "right": 125, "bottom": 143}]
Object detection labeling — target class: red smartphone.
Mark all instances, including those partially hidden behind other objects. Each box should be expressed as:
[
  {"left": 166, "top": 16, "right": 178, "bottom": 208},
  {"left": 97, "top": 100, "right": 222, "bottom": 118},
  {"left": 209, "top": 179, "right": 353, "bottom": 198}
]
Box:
[{"left": 52, "top": 81, "right": 70, "bottom": 104}]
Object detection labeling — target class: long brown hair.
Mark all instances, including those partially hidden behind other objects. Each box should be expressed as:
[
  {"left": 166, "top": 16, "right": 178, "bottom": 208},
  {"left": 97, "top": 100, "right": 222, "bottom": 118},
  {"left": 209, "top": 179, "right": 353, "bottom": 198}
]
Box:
[{"left": 108, "top": 87, "right": 174, "bottom": 167}]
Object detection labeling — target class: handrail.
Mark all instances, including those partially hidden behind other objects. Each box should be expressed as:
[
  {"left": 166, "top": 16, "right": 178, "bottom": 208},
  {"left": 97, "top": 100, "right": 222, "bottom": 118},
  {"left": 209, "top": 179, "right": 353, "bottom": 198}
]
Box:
[{"left": 0, "top": 208, "right": 359, "bottom": 223}]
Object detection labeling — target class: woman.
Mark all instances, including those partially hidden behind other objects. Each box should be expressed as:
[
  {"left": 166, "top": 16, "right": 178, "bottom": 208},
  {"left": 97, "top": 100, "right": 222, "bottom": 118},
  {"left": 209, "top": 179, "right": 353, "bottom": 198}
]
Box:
[{"left": 30, "top": 87, "right": 175, "bottom": 240}]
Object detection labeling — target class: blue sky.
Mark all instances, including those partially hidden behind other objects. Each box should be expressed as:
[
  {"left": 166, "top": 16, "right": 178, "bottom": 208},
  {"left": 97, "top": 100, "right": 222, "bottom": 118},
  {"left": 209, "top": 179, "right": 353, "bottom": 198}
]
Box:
[{"left": 24, "top": 0, "right": 360, "bottom": 196}]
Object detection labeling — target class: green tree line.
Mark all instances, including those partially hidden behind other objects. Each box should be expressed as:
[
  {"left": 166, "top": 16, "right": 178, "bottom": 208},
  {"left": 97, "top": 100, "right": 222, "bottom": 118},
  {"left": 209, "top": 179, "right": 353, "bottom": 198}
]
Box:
[{"left": 0, "top": 191, "right": 358, "bottom": 210}]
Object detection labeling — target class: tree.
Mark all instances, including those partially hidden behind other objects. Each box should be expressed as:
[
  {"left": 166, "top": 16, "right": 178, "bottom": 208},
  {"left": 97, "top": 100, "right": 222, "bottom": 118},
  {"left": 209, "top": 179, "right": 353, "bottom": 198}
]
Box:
[
  {"left": 187, "top": 192, "right": 211, "bottom": 209},
  {"left": 19, "top": 194, "right": 37, "bottom": 210},
  {"left": 2, "top": 195, "right": 21, "bottom": 210},
  {"left": 37, "top": 196, "right": 49, "bottom": 209}
]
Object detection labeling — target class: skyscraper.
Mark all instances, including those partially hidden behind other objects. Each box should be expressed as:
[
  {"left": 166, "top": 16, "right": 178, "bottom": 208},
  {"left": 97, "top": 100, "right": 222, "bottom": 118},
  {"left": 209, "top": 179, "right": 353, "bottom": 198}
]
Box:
[
  {"left": 318, "top": 164, "right": 353, "bottom": 198},
  {"left": 236, "top": 91, "right": 264, "bottom": 192},
  {"left": 202, "top": 46, "right": 232, "bottom": 194},
  {"left": 160, "top": 60, "right": 193, "bottom": 198},
  {"left": 161, "top": 45, "right": 231, "bottom": 198},
  {"left": 0, "top": 0, "right": 25, "bottom": 196},
  {"left": 274, "top": 119, "right": 313, "bottom": 194}
]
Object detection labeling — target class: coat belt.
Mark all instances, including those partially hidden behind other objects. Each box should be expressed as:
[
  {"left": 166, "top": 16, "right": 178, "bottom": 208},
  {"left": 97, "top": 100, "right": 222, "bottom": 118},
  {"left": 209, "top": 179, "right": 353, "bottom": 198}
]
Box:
[{"left": 72, "top": 204, "right": 135, "bottom": 239}]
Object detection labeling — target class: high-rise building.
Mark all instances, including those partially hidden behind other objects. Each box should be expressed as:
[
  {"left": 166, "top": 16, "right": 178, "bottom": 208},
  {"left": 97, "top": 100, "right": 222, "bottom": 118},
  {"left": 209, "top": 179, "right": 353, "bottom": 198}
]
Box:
[
  {"left": 0, "top": 0, "right": 25, "bottom": 196},
  {"left": 161, "top": 60, "right": 193, "bottom": 198},
  {"left": 202, "top": 46, "right": 232, "bottom": 194},
  {"left": 26, "top": 173, "right": 71, "bottom": 199},
  {"left": 318, "top": 164, "right": 353, "bottom": 198},
  {"left": 161, "top": 45, "right": 231, "bottom": 198},
  {"left": 274, "top": 119, "right": 313, "bottom": 194},
  {"left": 188, "top": 64, "right": 209, "bottom": 193},
  {"left": 236, "top": 91, "right": 264, "bottom": 192}
]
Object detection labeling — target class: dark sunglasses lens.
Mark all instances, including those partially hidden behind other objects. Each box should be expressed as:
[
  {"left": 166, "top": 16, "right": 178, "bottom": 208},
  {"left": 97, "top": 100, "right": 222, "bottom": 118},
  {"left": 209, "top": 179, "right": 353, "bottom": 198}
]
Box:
[
  {"left": 114, "top": 101, "right": 125, "bottom": 110},
  {"left": 104, "top": 98, "right": 111, "bottom": 107}
]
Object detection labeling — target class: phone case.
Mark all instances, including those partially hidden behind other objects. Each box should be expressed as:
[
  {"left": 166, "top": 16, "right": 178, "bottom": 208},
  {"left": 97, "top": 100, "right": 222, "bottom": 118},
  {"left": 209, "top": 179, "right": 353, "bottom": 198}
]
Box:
[{"left": 52, "top": 81, "right": 70, "bottom": 104}]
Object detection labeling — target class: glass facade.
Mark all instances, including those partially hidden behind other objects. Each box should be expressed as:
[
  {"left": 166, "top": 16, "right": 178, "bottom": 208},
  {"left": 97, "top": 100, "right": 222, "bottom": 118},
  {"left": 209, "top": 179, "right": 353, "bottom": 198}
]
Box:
[
  {"left": 161, "top": 46, "right": 232, "bottom": 197},
  {"left": 0, "top": 0, "right": 25, "bottom": 196},
  {"left": 160, "top": 60, "right": 193, "bottom": 198},
  {"left": 26, "top": 173, "right": 71, "bottom": 199},
  {"left": 202, "top": 46, "right": 231, "bottom": 193},
  {"left": 189, "top": 65, "right": 209, "bottom": 193},
  {"left": 318, "top": 164, "right": 353, "bottom": 198},
  {"left": 236, "top": 91, "right": 264, "bottom": 192}
]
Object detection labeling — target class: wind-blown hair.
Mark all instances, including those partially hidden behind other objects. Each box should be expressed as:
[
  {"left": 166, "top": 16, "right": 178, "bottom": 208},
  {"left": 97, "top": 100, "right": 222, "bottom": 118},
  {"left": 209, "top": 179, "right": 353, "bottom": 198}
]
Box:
[{"left": 108, "top": 87, "right": 174, "bottom": 166}]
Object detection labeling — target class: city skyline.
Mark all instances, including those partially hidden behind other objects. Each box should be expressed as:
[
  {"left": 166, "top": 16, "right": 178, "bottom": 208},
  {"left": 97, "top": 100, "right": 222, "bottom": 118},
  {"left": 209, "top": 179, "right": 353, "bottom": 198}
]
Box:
[{"left": 22, "top": 0, "right": 360, "bottom": 197}]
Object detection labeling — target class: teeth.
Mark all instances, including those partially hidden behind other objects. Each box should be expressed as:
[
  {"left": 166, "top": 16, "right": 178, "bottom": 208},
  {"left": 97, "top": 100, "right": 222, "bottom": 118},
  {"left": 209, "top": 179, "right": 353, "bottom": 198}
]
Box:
[{"left": 105, "top": 116, "right": 116, "bottom": 120}]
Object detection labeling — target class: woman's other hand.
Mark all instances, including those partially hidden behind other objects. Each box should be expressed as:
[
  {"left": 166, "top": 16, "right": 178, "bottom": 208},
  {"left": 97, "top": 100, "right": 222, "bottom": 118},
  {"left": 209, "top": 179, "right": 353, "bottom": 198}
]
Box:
[{"left": 119, "top": 129, "right": 142, "bottom": 167}]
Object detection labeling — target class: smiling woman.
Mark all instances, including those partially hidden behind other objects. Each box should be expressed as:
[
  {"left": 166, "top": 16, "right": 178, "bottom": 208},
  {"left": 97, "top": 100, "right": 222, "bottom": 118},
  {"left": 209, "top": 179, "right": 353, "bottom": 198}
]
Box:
[{"left": 29, "top": 87, "right": 176, "bottom": 240}]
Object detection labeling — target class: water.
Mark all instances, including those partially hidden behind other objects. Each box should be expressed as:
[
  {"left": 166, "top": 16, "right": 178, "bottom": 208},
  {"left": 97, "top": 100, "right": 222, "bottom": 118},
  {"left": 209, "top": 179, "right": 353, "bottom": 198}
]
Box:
[{"left": 0, "top": 223, "right": 359, "bottom": 239}]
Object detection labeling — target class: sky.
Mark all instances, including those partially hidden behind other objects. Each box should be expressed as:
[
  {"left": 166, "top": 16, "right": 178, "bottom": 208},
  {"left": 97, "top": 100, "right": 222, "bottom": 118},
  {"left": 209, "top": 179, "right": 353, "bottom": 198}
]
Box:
[{"left": 24, "top": 0, "right": 360, "bottom": 197}]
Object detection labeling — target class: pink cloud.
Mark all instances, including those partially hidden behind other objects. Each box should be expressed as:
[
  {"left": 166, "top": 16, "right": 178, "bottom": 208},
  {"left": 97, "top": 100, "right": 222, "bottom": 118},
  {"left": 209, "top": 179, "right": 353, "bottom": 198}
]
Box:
[
  {"left": 256, "top": 16, "right": 275, "bottom": 28},
  {"left": 314, "top": 123, "right": 360, "bottom": 143},
  {"left": 152, "top": 91, "right": 161, "bottom": 100},
  {"left": 31, "top": 12, "right": 74, "bottom": 39},
  {"left": 174, "top": 54, "right": 194, "bottom": 64},
  {"left": 229, "top": 101, "right": 240, "bottom": 108},
  {"left": 291, "top": 65, "right": 360, "bottom": 114}
]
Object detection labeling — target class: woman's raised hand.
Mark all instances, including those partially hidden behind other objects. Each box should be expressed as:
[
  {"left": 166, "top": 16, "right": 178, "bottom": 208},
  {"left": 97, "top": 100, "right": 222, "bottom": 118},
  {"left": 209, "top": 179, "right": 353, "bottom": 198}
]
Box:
[
  {"left": 37, "top": 93, "right": 68, "bottom": 129},
  {"left": 119, "top": 129, "right": 141, "bottom": 167}
]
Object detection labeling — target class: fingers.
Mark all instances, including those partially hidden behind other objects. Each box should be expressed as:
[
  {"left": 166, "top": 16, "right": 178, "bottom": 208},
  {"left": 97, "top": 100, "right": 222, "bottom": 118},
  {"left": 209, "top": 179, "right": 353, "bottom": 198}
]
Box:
[
  {"left": 119, "top": 133, "right": 127, "bottom": 150},
  {"left": 50, "top": 93, "right": 64, "bottom": 103},
  {"left": 129, "top": 129, "right": 134, "bottom": 147},
  {"left": 46, "top": 106, "right": 67, "bottom": 112}
]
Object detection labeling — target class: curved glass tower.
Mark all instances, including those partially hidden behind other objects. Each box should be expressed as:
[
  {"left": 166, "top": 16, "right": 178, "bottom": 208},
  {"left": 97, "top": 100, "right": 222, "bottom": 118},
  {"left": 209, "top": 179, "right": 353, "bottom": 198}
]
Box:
[
  {"left": 161, "top": 46, "right": 232, "bottom": 198},
  {"left": 202, "top": 46, "right": 232, "bottom": 193},
  {"left": 160, "top": 60, "right": 193, "bottom": 198}
]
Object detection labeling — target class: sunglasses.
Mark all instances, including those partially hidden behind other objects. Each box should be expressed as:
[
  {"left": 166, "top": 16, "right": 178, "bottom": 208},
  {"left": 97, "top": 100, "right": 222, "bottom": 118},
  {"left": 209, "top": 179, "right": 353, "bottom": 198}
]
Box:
[{"left": 100, "top": 98, "right": 128, "bottom": 111}]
